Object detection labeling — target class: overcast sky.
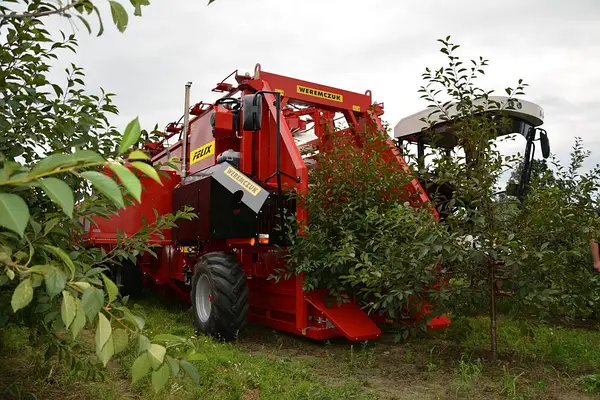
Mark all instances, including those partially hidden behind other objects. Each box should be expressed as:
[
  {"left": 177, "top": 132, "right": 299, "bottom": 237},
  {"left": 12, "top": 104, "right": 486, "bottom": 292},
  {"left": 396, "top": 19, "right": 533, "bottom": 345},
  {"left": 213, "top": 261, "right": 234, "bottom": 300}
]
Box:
[{"left": 45, "top": 0, "right": 600, "bottom": 176}]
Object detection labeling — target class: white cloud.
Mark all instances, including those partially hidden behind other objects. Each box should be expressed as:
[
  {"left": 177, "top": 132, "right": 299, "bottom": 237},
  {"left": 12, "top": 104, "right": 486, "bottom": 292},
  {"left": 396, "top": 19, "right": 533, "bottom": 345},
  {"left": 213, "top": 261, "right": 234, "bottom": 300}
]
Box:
[{"left": 41, "top": 0, "right": 600, "bottom": 174}]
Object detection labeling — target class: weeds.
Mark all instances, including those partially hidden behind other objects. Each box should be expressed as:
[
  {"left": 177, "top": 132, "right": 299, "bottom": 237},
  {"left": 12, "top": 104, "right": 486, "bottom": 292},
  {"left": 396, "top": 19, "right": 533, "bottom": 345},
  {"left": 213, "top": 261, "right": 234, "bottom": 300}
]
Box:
[
  {"left": 427, "top": 346, "right": 438, "bottom": 371},
  {"left": 500, "top": 364, "right": 525, "bottom": 399},
  {"left": 577, "top": 374, "right": 600, "bottom": 393}
]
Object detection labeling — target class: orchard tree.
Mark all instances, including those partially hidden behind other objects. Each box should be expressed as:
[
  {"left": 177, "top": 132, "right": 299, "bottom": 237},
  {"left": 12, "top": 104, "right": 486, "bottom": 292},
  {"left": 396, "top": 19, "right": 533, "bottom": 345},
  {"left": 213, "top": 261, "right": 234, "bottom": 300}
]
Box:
[
  {"left": 282, "top": 102, "right": 464, "bottom": 337},
  {"left": 412, "top": 36, "right": 541, "bottom": 359},
  {"left": 411, "top": 37, "right": 600, "bottom": 359},
  {"left": 506, "top": 138, "right": 600, "bottom": 322},
  {"left": 0, "top": 0, "right": 217, "bottom": 394},
  {"left": 284, "top": 36, "right": 535, "bottom": 357}
]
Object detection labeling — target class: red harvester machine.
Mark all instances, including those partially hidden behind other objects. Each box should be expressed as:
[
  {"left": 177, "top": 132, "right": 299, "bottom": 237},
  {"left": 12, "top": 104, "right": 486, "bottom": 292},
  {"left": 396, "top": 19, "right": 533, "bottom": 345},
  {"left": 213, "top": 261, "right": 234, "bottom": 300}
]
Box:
[{"left": 84, "top": 64, "right": 451, "bottom": 341}]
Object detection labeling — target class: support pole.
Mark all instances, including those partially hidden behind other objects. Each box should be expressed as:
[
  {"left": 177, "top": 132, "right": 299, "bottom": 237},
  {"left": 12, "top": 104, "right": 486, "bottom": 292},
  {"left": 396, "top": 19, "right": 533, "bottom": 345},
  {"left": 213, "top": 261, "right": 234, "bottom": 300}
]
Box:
[{"left": 182, "top": 82, "right": 192, "bottom": 181}]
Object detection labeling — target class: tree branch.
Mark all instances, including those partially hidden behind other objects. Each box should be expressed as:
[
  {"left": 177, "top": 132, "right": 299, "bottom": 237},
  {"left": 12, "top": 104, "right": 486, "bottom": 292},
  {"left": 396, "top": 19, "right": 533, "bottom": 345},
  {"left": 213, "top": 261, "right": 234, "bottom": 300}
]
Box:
[{"left": 1, "top": 1, "right": 86, "bottom": 20}]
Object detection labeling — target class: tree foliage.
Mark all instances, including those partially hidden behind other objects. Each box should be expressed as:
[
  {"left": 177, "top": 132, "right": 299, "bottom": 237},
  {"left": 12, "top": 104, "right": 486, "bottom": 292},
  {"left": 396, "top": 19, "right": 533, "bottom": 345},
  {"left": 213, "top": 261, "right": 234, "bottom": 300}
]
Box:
[
  {"left": 0, "top": 0, "right": 218, "bottom": 393},
  {"left": 383, "top": 37, "right": 600, "bottom": 354},
  {"left": 504, "top": 138, "right": 600, "bottom": 321},
  {"left": 283, "top": 113, "right": 464, "bottom": 325}
]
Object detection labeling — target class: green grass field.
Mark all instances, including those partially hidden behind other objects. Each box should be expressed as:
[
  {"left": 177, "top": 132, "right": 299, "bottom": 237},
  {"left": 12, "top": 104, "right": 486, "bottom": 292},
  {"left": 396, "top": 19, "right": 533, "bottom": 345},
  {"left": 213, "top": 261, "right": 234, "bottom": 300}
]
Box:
[{"left": 2, "top": 293, "right": 600, "bottom": 400}]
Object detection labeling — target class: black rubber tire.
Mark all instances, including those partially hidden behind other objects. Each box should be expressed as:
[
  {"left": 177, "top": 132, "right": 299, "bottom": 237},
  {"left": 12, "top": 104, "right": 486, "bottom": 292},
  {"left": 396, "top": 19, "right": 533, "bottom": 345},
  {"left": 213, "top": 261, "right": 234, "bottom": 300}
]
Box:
[
  {"left": 116, "top": 260, "right": 143, "bottom": 298},
  {"left": 190, "top": 252, "right": 249, "bottom": 341}
]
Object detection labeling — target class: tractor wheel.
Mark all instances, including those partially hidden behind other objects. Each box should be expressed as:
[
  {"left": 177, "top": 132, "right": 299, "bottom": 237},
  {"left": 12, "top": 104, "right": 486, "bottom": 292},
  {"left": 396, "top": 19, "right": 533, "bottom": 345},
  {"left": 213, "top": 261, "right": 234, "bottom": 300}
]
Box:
[
  {"left": 115, "top": 260, "right": 143, "bottom": 298},
  {"left": 191, "top": 252, "right": 249, "bottom": 341}
]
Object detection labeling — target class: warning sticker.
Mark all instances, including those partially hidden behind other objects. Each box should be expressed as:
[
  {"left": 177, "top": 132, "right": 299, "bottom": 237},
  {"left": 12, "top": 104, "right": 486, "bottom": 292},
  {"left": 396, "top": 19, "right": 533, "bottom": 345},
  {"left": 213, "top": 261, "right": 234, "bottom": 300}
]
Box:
[
  {"left": 190, "top": 140, "right": 215, "bottom": 165},
  {"left": 224, "top": 166, "right": 262, "bottom": 196},
  {"left": 297, "top": 85, "right": 343, "bottom": 102}
]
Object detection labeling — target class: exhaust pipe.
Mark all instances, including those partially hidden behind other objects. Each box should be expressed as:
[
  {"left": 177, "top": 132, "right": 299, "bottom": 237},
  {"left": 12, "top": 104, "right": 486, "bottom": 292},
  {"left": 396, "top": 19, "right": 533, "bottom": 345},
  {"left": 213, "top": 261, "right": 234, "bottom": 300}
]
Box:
[{"left": 182, "top": 81, "right": 192, "bottom": 181}]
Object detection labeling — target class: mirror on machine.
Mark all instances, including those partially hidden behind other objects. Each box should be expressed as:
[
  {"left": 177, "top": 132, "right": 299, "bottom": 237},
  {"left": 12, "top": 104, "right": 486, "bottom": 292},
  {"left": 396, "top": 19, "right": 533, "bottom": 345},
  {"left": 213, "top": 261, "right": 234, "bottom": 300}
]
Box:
[
  {"left": 242, "top": 94, "right": 262, "bottom": 131},
  {"left": 540, "top": 130, "right": 550, "bottom": 159}
]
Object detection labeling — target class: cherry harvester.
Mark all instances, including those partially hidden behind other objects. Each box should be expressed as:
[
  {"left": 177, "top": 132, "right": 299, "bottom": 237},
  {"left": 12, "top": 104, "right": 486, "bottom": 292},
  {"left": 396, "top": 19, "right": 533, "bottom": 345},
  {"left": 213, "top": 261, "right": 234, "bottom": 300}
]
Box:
[{"left": 84, "top": 64, "right": 451, "bottom": 341}]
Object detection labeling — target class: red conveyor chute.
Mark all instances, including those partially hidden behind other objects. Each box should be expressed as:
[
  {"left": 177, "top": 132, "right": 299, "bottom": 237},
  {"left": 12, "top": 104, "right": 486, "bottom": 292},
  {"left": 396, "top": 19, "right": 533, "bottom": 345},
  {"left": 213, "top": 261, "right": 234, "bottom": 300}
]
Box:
[{"left": 305, "top": 292, "right": 382, "bottom": 341}]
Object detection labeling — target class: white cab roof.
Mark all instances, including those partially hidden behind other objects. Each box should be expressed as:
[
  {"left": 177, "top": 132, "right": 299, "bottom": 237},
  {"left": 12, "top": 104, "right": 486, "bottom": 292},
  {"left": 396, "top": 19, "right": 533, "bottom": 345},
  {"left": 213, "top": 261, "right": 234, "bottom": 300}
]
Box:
[{"left": 393, "top": 96, "right": 545, "bottom": 139}]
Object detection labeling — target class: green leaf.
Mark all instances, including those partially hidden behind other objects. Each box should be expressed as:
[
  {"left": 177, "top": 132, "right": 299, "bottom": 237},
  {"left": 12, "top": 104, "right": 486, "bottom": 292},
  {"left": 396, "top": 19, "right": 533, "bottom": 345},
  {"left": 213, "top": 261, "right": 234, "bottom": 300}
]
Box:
[
  {"left": 131, "top": 162, "right": 162, "bottom": 185},
  {"left": 39, "top": 178, "right": 74, "bottom": 218},
  {"left": 131, "top": 2, "right": 142, "bottom": 16},
  {"left": 44, "top": 268, "right": 66, "bottom": 298},
  {"left": 72, "top": 281, "right": 91, "bottom": 291},
  {"left": 98, "top": 333, "right": 115, "bottom": 366},
  {"left": 81, "top": 171, "right": 125, "bottom": 209},
  {"left": 0, "top": 193, "right": 30, "bottom": 238},
  {"left": 81, "top": 287, "right": 105, "bottom": 321},
  {"left": 96, "top": 312, "right": 112, "bottom": 352},
  {"left": 151, "top": 362, "right": 170, "bottom": 393},
  {"left": 61, "top": 290, "right": 77, "bottom": 329},
  {"left": 29, "top": 153, "right": 75, "bottom": 176},
  {"left": 90, "top": 3, "right": 105, "bottom": 36},
  {"left": 148, "top": 344, "right": 166, "bottom": 370},
  {"left": 122, "top": 308, "right": 145, "bottom": 331},
  {"left": 44, "top": 217, "right": 61, "bottom": 236},
  {"left": 166, "top": 355, "right": 180, "bottom": 376},
  {"left": 101, "top": 273, "right": 119, "bottom": 303},
  {"left": 138, "top": 334, "right": 151, "bottom": 353},
  {"left": 30, "top": 219, "right": 41, "bottom": 236},
  {"left": 42, "top": 245, "right": 75, "bottom": 280},
  {"left": 28, "top": 264, "right": 59, "bottom": 275},
  {"left": 109, "top": 163, "right": 142, "bottom": 203},
  {"left": 11, "top": 278, "right": 33, "bottom": 312},
  {"left": 77, "top": 15, "right": 92, "bottom": 34},
  {"left": 71, "top": 298, "right": 86, "bottom": 339},
  {"left": 179, "top": 360, "right": 200, "bottom": 386},
  {"left": 119, "top": 117, "right": 141, "bottom": 154},
  {"left": 72, "top": 149, "right": 105, "bottom": 164},
  {"left": 132, "top": 352, "right": 151, "bottom": 384},
  {"left": 113, "top": 328, "right": 129, "bottom": 354},
  {"left": 1, "top": 161, "right": 20, "bottom": 180},
  {"left": 128, "top": 149, "right": 150, "bottom": 161},
  {"left": 109, "top": 1, "right": 129, "bottom": 32}
]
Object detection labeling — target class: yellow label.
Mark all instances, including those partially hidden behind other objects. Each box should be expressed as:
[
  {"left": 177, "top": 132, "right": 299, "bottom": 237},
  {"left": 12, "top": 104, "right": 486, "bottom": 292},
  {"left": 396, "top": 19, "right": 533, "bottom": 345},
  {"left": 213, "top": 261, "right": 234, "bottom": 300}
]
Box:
[
  {"left": 190, "top": 140, "right": 215, "bottom": 165},
  {"left": 224, "top": 166, "right": 262, "bottom": 196},
  {"left": 275, "top": 88, "right": 285, "bottom": 96},
  {"left": 297, "top": 85, "right": 343, "bottom": 102},
  {"left": 352, "top": 105, "right": 361, "bottom": 112}
]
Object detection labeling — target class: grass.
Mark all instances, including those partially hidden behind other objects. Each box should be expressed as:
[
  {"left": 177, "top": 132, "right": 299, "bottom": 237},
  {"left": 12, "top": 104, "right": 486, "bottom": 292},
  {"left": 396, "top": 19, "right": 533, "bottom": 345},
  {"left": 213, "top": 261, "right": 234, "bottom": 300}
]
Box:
[
  {"left": 2, "top": 293, "right": 600, "bottom": 400},
  {"left": 449, "top": 315, "right": 600, "bottom": 372}
]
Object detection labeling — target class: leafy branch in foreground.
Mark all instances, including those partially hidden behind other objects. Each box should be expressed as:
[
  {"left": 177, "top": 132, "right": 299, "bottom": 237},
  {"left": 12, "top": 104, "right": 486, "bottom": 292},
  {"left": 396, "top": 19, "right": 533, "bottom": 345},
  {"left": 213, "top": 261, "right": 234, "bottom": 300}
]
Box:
[
  {"left": 1, "top": 0, "right": 220, "bottom": 36},
  {"left": 0, "top": 0, "right": 223, "bottom": 394},
  {"left": 0, "top": 118, "right": 201, "bottom": 393}
]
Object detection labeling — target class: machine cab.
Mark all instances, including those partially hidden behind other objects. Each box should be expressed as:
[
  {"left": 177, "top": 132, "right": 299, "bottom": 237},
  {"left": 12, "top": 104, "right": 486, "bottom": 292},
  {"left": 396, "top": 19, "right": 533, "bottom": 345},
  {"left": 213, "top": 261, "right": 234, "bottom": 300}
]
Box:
[{"left": 393, "top": 95, "right": 550, "bottom": 202}]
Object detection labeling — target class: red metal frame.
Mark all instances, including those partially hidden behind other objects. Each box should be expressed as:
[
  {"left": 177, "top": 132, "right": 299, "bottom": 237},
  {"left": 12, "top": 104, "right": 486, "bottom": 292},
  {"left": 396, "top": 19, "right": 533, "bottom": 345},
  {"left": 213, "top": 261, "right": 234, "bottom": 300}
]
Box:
[{"left": 84, "top": 64, "right": 451, "bottom": 341}]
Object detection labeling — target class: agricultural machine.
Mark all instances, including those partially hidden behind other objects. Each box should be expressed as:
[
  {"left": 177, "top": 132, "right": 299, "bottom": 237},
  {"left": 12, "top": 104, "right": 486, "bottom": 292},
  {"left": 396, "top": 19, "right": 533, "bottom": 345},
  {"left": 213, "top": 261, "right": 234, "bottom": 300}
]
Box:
[{"left": 85, "top": 65, "right": 457, "bottom": 342}]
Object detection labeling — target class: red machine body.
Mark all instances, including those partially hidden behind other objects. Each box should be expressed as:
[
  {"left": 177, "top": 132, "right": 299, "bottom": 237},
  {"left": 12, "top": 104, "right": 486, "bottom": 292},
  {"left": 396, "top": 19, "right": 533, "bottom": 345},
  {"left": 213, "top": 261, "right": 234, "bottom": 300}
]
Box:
[{"left": 84, "top": 64, "right": 450, "bottom": 342}]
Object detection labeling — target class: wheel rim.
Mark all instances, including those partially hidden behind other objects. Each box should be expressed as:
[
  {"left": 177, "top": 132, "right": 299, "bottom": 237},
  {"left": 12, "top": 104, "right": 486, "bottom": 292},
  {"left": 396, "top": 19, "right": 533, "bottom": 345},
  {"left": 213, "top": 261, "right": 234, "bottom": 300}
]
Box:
[{"left": 195, "top": 274, "right": 212, "bottom": 323}]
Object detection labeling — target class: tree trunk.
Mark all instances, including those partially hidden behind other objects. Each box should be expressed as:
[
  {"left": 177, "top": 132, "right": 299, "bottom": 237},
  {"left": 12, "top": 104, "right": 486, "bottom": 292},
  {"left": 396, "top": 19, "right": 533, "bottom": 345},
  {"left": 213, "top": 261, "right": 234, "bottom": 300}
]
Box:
[{"left": 489, "top": 261, "right": 498, "bottom": 360}]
